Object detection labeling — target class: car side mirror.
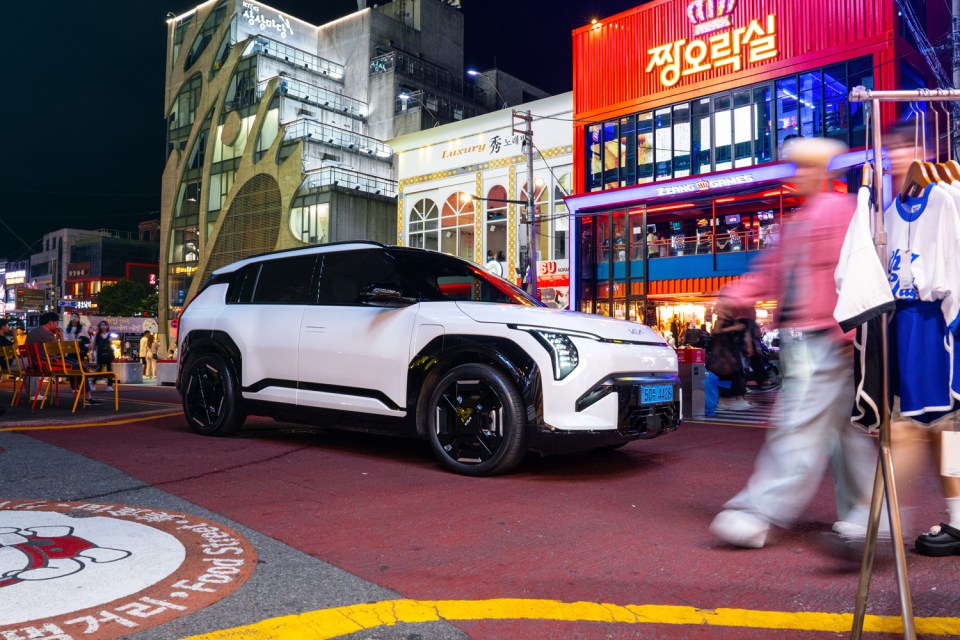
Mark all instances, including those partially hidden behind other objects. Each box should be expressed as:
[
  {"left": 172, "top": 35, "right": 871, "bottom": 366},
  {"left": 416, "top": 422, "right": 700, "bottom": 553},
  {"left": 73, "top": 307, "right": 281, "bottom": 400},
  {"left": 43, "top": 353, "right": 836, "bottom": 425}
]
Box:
[{"left": 359, "top": 287, "right": 416, "bottom": 308}]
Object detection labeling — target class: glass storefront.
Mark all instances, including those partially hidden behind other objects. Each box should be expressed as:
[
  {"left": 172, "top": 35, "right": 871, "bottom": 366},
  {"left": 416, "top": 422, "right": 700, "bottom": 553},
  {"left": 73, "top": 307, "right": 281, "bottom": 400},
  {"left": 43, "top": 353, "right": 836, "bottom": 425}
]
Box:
[{"left": 585, "top": 57, "right": 873, "bottom": 192}]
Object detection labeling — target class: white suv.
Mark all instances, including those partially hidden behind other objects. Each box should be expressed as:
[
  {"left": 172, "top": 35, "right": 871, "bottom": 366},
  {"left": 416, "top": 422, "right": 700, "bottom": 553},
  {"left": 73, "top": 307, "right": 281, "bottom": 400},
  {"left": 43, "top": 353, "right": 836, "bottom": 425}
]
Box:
[{"left": 176, "top": 242, "right": 680, "bottom": 476}]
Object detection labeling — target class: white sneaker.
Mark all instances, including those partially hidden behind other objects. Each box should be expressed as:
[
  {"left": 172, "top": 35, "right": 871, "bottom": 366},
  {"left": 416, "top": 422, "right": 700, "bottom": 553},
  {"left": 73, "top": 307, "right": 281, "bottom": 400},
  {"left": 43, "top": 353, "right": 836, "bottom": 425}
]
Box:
[
  {"left": 719, "top": 398, "right": 754, "bottom": 411},
  {"left": 105, "top": 385, "right": 114, "bottom": 391},
  {"left": 710, "top": 510, "right": 769, "bottom": 548},
  {"left": 832, "top": 519, "right": 892, "bottom": 541}
]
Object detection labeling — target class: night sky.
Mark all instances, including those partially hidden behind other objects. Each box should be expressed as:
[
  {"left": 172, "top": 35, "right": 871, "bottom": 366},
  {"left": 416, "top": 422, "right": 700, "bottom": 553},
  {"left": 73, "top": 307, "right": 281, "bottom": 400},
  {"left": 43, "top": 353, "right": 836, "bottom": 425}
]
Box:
[{"left": 2, "top": 0, "right": 643, "bottom": 262}]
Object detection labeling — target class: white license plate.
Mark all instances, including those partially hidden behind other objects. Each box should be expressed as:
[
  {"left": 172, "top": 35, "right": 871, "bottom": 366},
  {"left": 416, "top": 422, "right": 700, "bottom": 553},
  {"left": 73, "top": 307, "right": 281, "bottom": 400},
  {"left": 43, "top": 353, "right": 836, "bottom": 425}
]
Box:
[{"left": 641, "top": 384, "right": 673, "bottom": 405}]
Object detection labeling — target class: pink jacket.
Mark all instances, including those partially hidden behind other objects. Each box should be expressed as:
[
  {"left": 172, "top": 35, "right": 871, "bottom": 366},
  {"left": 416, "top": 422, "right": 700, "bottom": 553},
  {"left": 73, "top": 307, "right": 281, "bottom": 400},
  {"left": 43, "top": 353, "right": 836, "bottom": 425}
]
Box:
[{"left": 720, "top": 191, "right": 855, "bottom": 342}]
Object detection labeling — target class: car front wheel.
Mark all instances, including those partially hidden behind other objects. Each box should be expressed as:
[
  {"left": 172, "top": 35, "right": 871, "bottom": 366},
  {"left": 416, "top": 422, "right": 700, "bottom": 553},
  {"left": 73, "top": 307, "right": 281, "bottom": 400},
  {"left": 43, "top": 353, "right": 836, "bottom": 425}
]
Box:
[
  {"left": 181, "top": 352, "right": 244, "bottom": 436},
  {"left": 424, "top": 363, "right": 527, "bottom": 476}
]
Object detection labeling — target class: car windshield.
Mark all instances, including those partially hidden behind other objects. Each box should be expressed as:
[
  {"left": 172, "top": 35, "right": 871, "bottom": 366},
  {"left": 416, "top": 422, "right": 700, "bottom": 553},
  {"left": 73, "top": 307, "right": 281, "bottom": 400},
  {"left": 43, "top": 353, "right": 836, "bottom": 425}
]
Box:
[{"left": 385, "top": 248, "right": 543, "bottom": 307}]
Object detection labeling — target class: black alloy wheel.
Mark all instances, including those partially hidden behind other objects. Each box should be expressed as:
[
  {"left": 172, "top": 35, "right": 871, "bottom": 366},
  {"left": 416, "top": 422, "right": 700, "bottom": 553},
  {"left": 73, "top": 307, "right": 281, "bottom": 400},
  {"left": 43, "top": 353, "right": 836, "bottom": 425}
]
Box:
[
  {"left": 181, "top": 352, "right": 244, "bottom": 436},
  {"left": 425, "top": 363, "right": 526, "bottom": 476}
]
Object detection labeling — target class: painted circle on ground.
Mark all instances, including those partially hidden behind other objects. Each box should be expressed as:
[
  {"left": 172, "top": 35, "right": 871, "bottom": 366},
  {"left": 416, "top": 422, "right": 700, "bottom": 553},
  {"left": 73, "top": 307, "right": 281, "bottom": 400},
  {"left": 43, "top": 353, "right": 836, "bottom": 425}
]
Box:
[{"left": 0, "top": 499, "right": 256, "bottom": 639}]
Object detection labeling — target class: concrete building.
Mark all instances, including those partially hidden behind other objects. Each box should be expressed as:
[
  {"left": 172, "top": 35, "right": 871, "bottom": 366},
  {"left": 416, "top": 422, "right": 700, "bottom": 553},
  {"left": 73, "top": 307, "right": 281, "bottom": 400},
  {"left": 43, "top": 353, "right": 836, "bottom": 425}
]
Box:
[{"left": 160, "top": 0, "right": 543, "bottom": 346}]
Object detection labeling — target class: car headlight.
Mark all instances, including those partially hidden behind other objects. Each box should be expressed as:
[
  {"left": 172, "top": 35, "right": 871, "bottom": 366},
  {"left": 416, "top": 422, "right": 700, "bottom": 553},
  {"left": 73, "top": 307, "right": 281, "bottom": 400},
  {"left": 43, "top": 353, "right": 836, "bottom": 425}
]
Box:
[{"left": 515, "top": 326, "right": 599, "bottom": 380}]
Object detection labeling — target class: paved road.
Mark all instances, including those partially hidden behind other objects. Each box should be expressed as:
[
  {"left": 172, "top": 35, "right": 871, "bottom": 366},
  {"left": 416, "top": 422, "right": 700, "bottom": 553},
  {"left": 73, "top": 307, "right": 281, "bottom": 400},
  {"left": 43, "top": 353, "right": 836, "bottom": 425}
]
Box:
[{"left": 1, "top": 381, "right": 957, "bottom": 639}]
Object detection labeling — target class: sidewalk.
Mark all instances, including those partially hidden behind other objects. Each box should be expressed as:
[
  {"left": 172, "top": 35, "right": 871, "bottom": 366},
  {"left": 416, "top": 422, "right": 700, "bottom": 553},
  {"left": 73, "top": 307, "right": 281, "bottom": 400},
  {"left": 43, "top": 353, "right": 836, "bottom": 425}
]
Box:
[{"left": 0, "top": 378, "right": 181, "bottom": 427}]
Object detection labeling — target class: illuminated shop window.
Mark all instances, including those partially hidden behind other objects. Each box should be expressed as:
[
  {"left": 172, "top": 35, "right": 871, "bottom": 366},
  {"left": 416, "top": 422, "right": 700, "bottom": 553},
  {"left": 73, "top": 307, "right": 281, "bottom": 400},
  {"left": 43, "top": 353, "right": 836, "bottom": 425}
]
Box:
[
  {"left": 441, "top": 193, "right": 475, "bottom": 261},
  {"left": 485, "top": 186, "right": 508, "bottom": 267},
  {"left": 584, "top": 56, "right": 873, "bottom": 184}
]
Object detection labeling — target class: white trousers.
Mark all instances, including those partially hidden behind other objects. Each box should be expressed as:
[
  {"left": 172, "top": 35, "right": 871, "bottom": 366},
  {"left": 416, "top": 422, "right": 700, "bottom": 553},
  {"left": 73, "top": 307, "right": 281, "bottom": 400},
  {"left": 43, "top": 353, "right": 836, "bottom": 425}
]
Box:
[{"left": 725, "top": 331, "right": 878, "bottom": 528}]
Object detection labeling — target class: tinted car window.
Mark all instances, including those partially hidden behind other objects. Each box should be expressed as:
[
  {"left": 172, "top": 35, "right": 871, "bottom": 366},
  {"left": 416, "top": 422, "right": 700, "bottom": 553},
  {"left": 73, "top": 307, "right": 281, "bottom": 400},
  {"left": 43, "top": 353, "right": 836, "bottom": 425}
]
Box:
[
  {"left": 386, "top": 249, "right": 541, "bottom": 306},
  {"left": 226, "top": 264, "right": 260, "bottom": 304},
  {"left": 251, "top": 255, "right": 318, "bottom": 304},
  {"left": 318, "top": 250, "right": 410, "bottom": 305}
]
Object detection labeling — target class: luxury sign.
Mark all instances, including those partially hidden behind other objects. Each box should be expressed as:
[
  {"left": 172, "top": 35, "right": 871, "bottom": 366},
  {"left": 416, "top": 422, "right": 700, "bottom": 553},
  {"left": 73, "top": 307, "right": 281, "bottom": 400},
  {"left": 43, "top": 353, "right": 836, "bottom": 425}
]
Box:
[{"left": 645, "top": 0, "right": 779, "bottom": 88}]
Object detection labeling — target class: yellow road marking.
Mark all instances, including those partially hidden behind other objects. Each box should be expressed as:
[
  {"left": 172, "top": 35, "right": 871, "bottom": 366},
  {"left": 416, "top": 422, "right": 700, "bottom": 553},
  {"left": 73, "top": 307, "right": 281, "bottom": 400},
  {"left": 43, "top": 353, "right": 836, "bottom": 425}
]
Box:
[
  {"left": 0, "top": 412, "right": 183, "bottom": 432},
  {"left": 183, "top": 598, "right": 960, "bottom": 639}
]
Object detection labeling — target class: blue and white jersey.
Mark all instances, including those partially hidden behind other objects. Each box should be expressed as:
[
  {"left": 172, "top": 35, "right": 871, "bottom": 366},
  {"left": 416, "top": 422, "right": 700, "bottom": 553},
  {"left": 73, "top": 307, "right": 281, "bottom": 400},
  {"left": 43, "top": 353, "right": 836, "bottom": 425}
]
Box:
[
  {"left": 884, "top": 184, "right": 960, "bottom": 331},
  {"left": 883, "top": 183, "right": 960, "bottom": 419}
]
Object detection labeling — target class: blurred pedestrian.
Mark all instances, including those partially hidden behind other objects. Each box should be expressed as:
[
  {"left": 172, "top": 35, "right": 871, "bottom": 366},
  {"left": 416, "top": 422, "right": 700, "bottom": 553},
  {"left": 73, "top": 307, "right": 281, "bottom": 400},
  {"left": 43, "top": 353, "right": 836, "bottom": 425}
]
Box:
[
  {"left": 709, "top": 138, "right": 879, "bottom": 548},
  {"left": 92, "top": 321, "right": 115, "bottom": 392},
  {"left": 0, "top": 319, "right": 13, "bottom": 347}
]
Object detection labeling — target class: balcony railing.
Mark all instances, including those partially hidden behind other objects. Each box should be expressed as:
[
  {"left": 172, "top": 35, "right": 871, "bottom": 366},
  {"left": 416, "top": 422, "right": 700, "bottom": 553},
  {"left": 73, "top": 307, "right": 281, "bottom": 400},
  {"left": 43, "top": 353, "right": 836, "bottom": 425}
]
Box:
[
  {"left": 258, "top": 77, "right": 367, "bottom": 119},
  {"left": 301, "top": 167, "right": 397, "bottom": 198},
  {"left": 284, "top": 119, "right": 393, "bottom": 160},
  {"left": 370, "top": 50, "right": 485, "bottom": 103},
  {"left": 395, "top": 89, "right": 479, "bottom": 123},
  {"left": 250, "top": 36, "right": 344, "bottom": 81}
]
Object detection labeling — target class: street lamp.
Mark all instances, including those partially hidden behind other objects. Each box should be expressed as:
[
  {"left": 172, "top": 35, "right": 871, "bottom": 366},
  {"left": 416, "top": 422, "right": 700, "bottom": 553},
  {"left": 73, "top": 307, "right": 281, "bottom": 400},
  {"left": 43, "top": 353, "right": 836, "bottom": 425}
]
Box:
[
  {"left": 398, "top": 91, "right": 440, "bottom": 127},
  {"left": 467, "top": 69, "right": 509, "bottom": 109}
]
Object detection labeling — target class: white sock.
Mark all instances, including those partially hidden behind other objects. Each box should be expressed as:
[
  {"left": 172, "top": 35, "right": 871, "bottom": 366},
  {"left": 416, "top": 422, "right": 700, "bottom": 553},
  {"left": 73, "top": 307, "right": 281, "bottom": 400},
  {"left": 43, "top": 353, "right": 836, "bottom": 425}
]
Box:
[{"left": 947, "top": 496, "right": 960, "bottom": 529}]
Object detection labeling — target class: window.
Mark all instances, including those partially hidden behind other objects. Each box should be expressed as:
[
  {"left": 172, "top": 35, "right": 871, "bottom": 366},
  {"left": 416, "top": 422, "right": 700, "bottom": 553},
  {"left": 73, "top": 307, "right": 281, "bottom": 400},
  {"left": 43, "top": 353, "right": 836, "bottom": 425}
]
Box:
[
  {"left": 637, "top": 113, "right": 654, "bottom": 183},
  {"left": 619, "top": 116, "right": 637, "bottom": 186},
  {"left": 251, "top": 255, "right": 318, "bottom": 305},
  {"left": 799, "top": 71, "right": 823, "bottom": 138},
  {"left": 184, "top": 0, "right": 227, "bottom": 71},
  {"left": 226, "top": 264, "right": 259, "bottom": 304},
  {"left": 290, "top": 201, "right": 329, "bottom": 244},
  {"left": 691, "top": 98, "right": 712, "bottom": 174},
  {"left": 318, "top": 251, "right": 405, "bottom": 305},
  {"left": 776, "top": 76, "right": 799, "bottom": 154},
  {"left": 753, "top": 86, "right": 773, "bottom": 164},
  {"left": 553, "top": 174, "right": 571, "bottom": 261},
  {"left": 587, "top": 124, "right": 602, "bottom": 192},
  {"left": 714, "top": 95, "right": 732, "bottom": 171},
  {"left": 673, "top": 104, "right": 691, "bottom": 177},
  {"left": 520, "top": 179, "right": 549, "bottom": 262},
  {"left": 654, "top": 108, "right": 672, "bottom": 179},
  {"left": 408, "top": 198, "right": 439, "bottom": 251},
  {"left": 440, "top": 193, "right": 475, "bottom": 260},
  {"left": 603, "top": 121, "right": 619, "bottom": 189},
  {"left": 485, "top": 185, "right": 508, "bottom": 265}
]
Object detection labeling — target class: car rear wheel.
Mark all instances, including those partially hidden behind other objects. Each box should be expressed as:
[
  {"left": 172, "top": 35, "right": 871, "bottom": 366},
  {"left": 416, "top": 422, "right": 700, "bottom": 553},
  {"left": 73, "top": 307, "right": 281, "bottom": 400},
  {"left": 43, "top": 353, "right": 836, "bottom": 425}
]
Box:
[
  {"left": 181, "top": 353, "right": 244, "bottom": 436},
  {"left": 425, "top": 363, "right": 527, "bottom": 476}
]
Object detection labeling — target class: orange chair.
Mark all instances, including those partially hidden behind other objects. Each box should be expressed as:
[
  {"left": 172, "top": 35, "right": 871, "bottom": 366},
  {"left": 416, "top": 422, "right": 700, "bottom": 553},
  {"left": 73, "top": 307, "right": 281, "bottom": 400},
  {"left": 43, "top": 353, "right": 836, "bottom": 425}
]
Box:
[
  {"left": 50, "top": 340, "right": 118, "bottom": 412},
  {"left": 0, "top": 345, "right": 25, "bottom": 406},
  {"left": 14, "top": 343, "right": 56, "bottom": 409}
]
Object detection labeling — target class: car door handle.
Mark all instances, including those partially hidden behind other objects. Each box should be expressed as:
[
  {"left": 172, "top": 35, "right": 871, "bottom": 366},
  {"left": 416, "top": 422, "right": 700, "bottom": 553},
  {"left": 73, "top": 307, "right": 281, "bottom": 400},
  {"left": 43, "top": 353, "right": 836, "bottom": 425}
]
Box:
[{"left": 305, "top": 325, "right": 326, "bottom": 333}]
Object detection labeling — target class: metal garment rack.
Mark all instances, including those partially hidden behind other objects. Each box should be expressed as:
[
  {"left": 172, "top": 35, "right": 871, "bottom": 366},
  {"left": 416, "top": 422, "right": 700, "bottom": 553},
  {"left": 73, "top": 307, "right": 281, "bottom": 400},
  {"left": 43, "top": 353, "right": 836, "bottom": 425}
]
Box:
[{"left": 847, "top": 86, "right": 960, "bottom": 640}]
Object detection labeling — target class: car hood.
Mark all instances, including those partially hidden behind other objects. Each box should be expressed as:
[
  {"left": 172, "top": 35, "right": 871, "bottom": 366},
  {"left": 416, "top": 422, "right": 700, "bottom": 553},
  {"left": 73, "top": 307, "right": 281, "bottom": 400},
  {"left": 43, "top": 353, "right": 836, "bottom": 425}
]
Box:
[{"left": 454, "top": 302, "right": 666, "bottom": 344}]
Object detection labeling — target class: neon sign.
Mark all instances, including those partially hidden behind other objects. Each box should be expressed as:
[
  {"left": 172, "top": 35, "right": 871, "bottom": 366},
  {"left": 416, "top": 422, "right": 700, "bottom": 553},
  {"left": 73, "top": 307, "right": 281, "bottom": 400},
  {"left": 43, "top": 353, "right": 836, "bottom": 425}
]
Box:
[{"left": 645, "top": 0, "right": 779, "bottom": 88}]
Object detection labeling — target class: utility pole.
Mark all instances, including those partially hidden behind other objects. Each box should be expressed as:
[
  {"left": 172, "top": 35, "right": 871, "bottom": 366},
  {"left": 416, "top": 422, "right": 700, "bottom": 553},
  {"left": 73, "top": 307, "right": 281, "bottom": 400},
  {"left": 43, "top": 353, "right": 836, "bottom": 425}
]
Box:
[{"left": 513, "top": 110, "right": 537, "bottom": 299}]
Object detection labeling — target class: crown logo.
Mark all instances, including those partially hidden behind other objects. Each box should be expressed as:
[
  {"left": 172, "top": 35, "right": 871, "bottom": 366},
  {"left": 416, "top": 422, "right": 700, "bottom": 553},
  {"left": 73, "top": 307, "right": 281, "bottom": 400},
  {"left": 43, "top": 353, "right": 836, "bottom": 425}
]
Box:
[
  {"left": 687, "top": 0, "right": 737, "bottom": 36},
  {"left": 696, "top": 179, "right": 710, "bottom": 191}
]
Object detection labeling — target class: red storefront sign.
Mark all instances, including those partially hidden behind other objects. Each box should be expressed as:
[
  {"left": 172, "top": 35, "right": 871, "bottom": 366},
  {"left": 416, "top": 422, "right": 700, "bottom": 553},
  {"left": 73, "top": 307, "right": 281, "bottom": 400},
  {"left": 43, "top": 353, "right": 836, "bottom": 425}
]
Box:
[{"left": 572, "top": 0, "right": 895, "bottom": 121}]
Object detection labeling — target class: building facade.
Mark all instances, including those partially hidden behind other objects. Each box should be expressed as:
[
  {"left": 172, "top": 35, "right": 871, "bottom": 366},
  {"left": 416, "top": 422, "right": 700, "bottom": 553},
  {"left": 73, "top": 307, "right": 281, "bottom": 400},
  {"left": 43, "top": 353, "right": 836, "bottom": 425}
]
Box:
[
  {"left": 161, "top": 0, "right": 522, "bottom": 345},
  {"left": 391, "top": 93, "right": 573, "bottom": 305},
  {"left": 565, "top": 0, "right": 948, "bottom": 330}
]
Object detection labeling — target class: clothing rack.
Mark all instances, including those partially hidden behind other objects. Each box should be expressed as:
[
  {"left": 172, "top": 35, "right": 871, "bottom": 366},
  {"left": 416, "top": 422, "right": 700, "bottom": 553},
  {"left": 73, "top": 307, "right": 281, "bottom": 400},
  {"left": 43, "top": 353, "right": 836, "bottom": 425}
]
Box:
[{"left": 847, "top": 86, "right": 960, "bottom": 640}]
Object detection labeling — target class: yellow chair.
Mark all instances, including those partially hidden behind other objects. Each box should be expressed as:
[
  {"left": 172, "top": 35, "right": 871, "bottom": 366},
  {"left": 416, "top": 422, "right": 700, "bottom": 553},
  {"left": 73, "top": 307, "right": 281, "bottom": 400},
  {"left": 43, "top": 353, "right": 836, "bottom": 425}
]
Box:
[
  {"left": 47, "top": 341, "right": 118, "bottom": 412},
  {"left": 0, "top": 344, "right": 26, "bottom": 406}
]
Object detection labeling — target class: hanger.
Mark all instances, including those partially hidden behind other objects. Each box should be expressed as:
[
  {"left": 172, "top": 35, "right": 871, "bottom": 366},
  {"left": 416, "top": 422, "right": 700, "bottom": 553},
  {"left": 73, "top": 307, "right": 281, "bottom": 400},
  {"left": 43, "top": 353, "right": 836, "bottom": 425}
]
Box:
[
  {"left": 934, "top": 101, "right": 960, "bottom": 181},
  {"left": 900, "top": 103, "right": 935, "bottom": 200},
  {"left": 918, "top": 105, "right": 942, "bottom": 183}
]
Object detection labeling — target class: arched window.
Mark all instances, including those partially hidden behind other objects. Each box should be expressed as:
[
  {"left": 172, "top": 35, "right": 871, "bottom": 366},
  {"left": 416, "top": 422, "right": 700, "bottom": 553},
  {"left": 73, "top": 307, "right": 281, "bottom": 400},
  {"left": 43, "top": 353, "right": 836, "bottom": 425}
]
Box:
[
  {"left": 484, "top": 185, "right": 508, "bottom": 270},
  {"left": 408, "top": 198, "right": 439, "bottom": 251},
  {"left": 441, "top": 193, "right": 476, "bottom": 260},
  {"left": 553, "top": 173, "right": 571, "bottom": 260},
  {"left": 519, "top": 178, "right": 548, "bottom": 262}
]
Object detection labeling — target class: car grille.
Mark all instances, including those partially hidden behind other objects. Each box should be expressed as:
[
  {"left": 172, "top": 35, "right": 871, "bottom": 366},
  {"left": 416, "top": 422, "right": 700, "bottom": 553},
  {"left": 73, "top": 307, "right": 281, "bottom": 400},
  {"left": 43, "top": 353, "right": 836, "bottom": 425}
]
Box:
[{"left": 576, "top": 375, "right": 681, "bottom": 439}]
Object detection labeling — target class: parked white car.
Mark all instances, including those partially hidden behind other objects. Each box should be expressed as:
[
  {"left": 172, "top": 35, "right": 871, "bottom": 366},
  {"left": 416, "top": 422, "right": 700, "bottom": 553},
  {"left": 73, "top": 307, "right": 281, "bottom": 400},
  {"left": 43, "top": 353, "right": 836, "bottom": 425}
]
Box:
[{"left": 176, "top": 242, "right": 680, "bottom": 476}]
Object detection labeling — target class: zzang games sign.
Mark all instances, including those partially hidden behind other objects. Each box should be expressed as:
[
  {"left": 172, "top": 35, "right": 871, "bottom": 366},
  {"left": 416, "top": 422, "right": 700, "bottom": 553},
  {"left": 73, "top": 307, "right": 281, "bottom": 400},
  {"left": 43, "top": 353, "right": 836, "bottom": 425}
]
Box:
[{"left": 645, "top": 0, "right": 779, "bottom": 88}]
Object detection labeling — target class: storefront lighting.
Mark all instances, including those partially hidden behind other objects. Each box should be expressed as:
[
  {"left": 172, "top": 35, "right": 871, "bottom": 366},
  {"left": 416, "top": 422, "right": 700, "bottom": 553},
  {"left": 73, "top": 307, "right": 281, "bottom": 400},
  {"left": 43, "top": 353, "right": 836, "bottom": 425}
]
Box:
[
  {"left": 715, "top": 197, "right": 736, "bottom": 203},
  {"left": 646, "top": 203, "right": 695, "bottom": 213},
  {"left": 761, "top": 190, "right": 783, "bottom": 197}
]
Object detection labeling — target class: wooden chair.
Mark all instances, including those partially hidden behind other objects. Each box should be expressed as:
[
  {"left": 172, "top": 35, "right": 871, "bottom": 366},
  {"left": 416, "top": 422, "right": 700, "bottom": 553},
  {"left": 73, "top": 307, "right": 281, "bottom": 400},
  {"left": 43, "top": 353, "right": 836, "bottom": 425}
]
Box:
[
  {"left": 0, "top": 345, "right": 25, "bottom": 406},
  {"left": 14, "top": 343, "right": 55, "bottom": 409},
  {"left": 52, "top": 340, "right": 118, "bottom": 412}
]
